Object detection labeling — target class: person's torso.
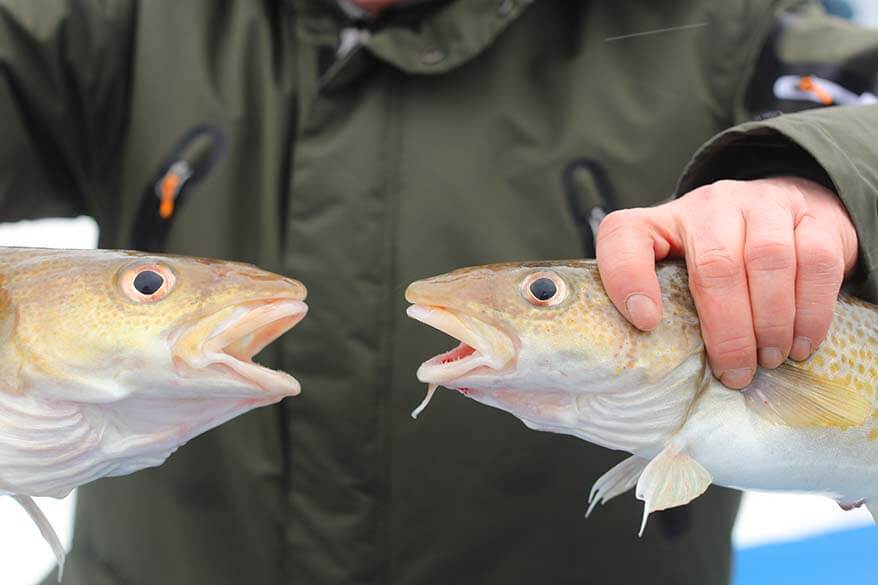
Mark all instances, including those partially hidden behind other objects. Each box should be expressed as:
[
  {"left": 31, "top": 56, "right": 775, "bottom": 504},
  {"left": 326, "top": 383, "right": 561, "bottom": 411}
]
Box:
[{"left": 66, "top": 1, "right": 745, "bottom": 583}]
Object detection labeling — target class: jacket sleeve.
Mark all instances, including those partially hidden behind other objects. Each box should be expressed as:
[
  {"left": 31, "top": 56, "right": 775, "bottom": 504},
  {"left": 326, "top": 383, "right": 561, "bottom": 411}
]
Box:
[
  {"left": 0, "top": 0, "right": 135, "bottom": 222},
  {"left": 676, "top": 1, "right": 878, "bottom": 301}
]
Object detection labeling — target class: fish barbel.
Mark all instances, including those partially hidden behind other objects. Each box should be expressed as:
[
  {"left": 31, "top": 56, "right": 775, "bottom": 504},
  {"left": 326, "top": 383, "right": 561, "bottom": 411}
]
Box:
[
  {"left": 406, "top": 260, "right": 878, "bottom": 533},
  {"left": 0, "top": 247, "right": 307, "bottom": 577}
]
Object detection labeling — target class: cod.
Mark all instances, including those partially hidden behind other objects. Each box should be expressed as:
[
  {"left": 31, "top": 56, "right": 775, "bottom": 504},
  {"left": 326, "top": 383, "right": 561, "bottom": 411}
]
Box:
[
  {"left": 0, "top": 247, "right": 307, "bottom": 577},
  {"left": 407, "top": 260, "right": 878, "bottom": 533}
]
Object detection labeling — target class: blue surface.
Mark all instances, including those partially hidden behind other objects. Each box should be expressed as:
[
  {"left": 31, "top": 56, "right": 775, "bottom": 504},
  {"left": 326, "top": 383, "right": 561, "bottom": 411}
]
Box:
[{"left": 734, "top": 526, "right": 878, "bottom": 584}]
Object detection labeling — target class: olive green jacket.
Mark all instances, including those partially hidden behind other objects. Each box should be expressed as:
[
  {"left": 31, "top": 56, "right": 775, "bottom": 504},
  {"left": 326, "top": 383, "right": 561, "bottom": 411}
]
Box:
[{"left": 0, "top": 1, "right": 876, "bottom": 584}]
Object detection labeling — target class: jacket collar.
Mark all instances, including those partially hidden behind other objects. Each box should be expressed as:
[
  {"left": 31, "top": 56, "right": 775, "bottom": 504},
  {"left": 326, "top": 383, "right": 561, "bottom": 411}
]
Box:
[{"left": 291, "top": 0, "right": 535, "bottom": 74}]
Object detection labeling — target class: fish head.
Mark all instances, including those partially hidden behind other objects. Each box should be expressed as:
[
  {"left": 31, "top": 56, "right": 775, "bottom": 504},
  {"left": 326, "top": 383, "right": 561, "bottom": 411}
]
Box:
[
  {"left": 3, "top": 250, "right": 307, "bottom": 403},
  {"left": 0, "top": 249, "right": 308, "bottom": 486},
  {"left": 406, "top": 261, "right": 701, "bottom": 395}
]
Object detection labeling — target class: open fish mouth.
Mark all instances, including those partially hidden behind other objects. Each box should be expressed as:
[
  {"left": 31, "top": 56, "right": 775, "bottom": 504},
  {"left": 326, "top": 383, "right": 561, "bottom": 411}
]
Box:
[
  {"left": 406, "top": 304, "right": 516, "bottom": 386},
  {"left": 172, "top": 298, "right": 308, "bottom": 396}
]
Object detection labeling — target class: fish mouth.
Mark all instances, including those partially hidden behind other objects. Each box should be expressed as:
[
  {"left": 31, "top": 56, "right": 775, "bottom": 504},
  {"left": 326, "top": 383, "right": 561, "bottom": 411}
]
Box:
[
  {"left": 406, "top": 304, "right": 516, "bottom": 386},
  {"left": 172, "top": 298, "right": 308, "bottom": 396}
]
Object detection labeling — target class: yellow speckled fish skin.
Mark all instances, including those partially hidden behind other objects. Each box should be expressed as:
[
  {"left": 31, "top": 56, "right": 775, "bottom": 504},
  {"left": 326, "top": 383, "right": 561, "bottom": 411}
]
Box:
[
  {"left": 406, "top": 260, "right": 878, "bottom": 531},
  {"left": 0, "top": 248, "right": 305, "bottom": 400}
]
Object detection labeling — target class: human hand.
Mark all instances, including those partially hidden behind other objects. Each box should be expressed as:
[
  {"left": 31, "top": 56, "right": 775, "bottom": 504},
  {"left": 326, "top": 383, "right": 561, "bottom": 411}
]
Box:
[{"left": 595, "top": 177, "right": 858, "bottom": 389}]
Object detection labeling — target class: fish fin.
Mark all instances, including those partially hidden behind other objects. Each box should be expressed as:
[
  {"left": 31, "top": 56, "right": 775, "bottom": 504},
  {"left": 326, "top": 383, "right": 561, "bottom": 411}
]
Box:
[
  {"left": 13, "top": 495, "right": 66, "bottom": 581},
  {"left": 866, "top": 501, "right": 878, "bottom": 523},
  {"left": 586, "top": 455, "right": 649, "bottom": 517},
  {"left": 635, "top": 444, "right": 711, "bottom": 536},
  {"left": 743, "top": 362, "right": 871, "bottom": 429}
]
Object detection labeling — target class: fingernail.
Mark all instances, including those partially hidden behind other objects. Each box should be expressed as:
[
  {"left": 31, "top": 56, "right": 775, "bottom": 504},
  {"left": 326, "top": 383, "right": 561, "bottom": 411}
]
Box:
[
  {"left": 719, "top": 367, "right": 754, "bottom": 389},
  {"left": 758, "top": 347, "right": 784, "bottom": 369},
  {"left": 625, "top": 294, "right": 659, "bottom": 331},
  {"left": 790, "top": 337, "right": 813, "bottom": 361}
]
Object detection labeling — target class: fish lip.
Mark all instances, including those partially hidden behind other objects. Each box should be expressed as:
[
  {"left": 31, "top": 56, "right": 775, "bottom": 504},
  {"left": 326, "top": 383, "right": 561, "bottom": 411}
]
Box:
[
  {"left": 406, "top": 304, "right": 516, "bottom": 385},
  {"left": 173, "top": 298, "right": 308, "bottom": 396}
]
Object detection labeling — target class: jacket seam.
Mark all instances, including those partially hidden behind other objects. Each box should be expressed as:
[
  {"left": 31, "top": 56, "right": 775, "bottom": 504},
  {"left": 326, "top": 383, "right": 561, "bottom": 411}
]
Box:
[{"left": 376, "top": 71, "right": 404, "bottom": 585}]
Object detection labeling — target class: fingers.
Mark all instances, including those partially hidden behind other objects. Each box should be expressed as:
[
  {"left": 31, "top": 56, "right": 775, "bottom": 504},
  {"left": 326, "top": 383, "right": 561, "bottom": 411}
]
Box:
[
  {"left": 597, "top": 178, "right": 852, "bottom": 385},
  {"left": 683, "top": 208, "right": 757, "bottom": 389},
  {"left": 790, "top": 215, "right": 846, "bottom": 360},
  {"left": 596, "top": 209, "right": 671, "bottom": 331},
  {"left": 742, "top": 205, "right": 797, "bottom": 368}
]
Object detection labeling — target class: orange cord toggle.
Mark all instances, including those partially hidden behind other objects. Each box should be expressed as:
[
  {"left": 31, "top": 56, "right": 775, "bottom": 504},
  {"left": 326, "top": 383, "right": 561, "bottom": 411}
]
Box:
[
  {"left": 155, "top": 160, "right": 193, "bottom": 220},
  {"left": 158, "top": 172, "right": 181, "bottom": 219},
  {"left": 797, "top": 75, "right": 833, "bottom": 106}
]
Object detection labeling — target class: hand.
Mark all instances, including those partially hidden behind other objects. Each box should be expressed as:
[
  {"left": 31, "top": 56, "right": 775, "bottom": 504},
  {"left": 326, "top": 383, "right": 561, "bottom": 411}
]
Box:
[{"left": 595, "top": 177, "right": 858, "bottom": 389}]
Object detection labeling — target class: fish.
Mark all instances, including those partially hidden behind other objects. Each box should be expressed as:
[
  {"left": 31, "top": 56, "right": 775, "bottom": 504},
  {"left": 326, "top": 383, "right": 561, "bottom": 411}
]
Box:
[
  {"left": 0, "top": 247, "right": 307, "bottom": 578},
  {"left": 406, "top": 259, "right": 878, "bottom": 534}
]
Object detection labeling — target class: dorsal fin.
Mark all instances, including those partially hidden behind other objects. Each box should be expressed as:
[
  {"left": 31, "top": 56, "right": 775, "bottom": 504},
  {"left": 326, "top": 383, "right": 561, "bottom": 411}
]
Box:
[{"left": 743, "top": 362, "right": 871, "bottom": 429}]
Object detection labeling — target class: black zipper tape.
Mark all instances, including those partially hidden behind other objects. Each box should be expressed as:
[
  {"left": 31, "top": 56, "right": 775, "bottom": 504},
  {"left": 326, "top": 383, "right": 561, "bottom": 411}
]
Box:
[{"left": 562, "top": 158, "right": 617, "bottom": 258}]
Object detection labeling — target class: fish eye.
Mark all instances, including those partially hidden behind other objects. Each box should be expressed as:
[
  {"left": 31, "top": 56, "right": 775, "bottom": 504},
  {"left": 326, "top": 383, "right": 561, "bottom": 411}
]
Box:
[
  {"left": 120, "top": 262, "right": 176, "bottom": 303},
  {"left": 133, "top": 270, "right": 164, "bottom": 295},
  {"left": 529, "top": 278, "right": 556, "bottom": 301},
  {"left": 521, "top": 271, "right": 567, "bottom": 307}
]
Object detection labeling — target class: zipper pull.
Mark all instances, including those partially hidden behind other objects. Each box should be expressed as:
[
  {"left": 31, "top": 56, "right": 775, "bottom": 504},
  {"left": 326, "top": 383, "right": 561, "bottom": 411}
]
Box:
[
  {"left": 131, "top": 124, "right": 225, "bottom": 252},
  {"left": 796, "top": 75, "right": 833, "bottom": 106},
  {"left": 156, "top": 160, "right": 194, "bottom": 220}
]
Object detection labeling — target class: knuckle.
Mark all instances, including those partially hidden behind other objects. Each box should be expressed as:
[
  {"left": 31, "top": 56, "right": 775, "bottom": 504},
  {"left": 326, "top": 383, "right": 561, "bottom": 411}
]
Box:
[
  {"left": 753, "top": 319, "right": 793, "bottom": 341},
  {"left": 691, "top": 250, "right": 743, "bottom": 290},
  {"left": 799, "top": 240, "right": 843, "bottom": 281},
  {"left": 705, "top": 179, "right": 737, "bottom": 193},
  {"left": 685, "top": 184, "right": 717, "bottom": 204},
  {"left": 745, "top": 239, "right": 795, "bottom": 273},
  {"left": 696, "top": 180, "right": 739, "bottom": 201},
  {"left": 709, "top": 334, "right": 756, "bottom": 365},
  {"left": 794, "top": 298, "right": 835, "bottom": 325},
  {"left": 794, "top": 299, "right": 837, "bottom": 328},
  {"left": 601, "top": 259, "right": 644, "bottom": 291},
  {"left": 596, "top": 209, "right": 640, "bottom": 240},
  {"left": 781, "top": 185, "right": 808, "bottom": 211}
]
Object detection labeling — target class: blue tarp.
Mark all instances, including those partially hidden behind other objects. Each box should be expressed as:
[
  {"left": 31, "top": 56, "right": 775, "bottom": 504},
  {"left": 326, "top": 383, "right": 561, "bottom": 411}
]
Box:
[{"left": 734, "top": 526, "right": 878, "bottom": 584}]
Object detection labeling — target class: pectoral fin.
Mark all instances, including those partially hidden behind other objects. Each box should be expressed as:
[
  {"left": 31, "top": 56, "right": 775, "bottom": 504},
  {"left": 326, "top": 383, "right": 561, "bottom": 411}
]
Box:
[
  {"left": 13, "top": 495, "right": 66, "bottom": 581},
  {"left": 635, "top": 444, "right": 711, "bottom": 536},
  {"left": 586, "top": 455, "right": 648, "bottom": 517},
  {"left": 866, "top": 501, "right": 878, "bottom": 523},
  {"left": 744, "top": 362, "right": 871, "bottom": 429}
]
